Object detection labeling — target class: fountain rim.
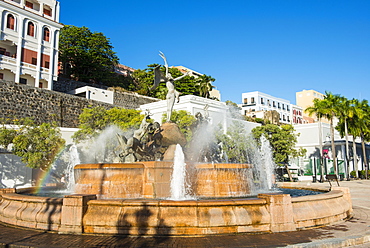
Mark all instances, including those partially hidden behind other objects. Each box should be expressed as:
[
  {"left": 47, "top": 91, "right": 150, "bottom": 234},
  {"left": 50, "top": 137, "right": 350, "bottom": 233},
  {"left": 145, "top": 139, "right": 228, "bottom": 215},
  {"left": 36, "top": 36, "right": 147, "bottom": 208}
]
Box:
[
  {"left": 74, "top": 162, "right": 253, "bottom": 170},
  {"left": 11, "top": 185, "right": 334, "bottom": 204}
]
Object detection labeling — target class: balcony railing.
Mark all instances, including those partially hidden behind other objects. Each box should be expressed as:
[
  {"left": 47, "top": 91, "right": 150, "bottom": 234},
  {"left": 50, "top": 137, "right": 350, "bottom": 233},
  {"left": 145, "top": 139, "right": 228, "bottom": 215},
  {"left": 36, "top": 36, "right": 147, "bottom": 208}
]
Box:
[
  {"left": 0, "top": 54, "right": 16, "bottom": 64},
  {"left": 242, "top": 103, "right": 256, "bottom": 107}
]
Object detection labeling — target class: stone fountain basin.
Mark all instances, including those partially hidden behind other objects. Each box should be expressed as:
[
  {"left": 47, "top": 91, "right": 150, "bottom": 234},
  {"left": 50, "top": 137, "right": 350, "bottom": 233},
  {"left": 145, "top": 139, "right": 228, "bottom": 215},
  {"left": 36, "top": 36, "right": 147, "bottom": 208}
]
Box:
[
  {"left": 0, "top": 185, "right": 352, "bottom": 236},
  {"left": 74, "top": 162, "right": 253, "bottom": 199}
]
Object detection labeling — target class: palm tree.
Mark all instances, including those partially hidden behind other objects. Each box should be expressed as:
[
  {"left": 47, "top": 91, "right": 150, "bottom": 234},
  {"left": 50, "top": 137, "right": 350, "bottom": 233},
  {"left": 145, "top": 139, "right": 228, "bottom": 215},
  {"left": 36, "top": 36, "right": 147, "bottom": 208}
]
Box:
[
  {"left": 335, "top": 97, "right": 359, "bottom": 179},
  {"left": 196, "top": 75, "right": 215, "bottom": 98},
  {"left": 306, "top": 92, "right": 341, "bottom": 177},
  {"left": 305, "top": 98, "right": 326, "bottom": 182},
  {"left": 354, "top": 99, "right": 370, "bottom": 179}
]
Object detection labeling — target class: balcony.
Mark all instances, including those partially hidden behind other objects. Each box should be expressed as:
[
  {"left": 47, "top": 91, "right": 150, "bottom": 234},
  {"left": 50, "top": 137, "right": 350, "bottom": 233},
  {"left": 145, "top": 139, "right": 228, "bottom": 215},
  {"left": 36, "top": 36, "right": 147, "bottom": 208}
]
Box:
[
  {"left": 242, "top": 103, "right": 256, "bottom": 107},
  {"left": 0, "top": 54, "right": 16, "bottom": 65}
]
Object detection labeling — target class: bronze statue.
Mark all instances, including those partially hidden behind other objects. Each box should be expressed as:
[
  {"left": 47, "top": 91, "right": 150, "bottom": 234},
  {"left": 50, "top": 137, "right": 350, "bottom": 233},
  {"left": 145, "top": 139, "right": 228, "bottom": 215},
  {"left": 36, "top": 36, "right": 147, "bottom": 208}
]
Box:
[{"left": 151, "top": 51, "right": 190, "bottom": 122}]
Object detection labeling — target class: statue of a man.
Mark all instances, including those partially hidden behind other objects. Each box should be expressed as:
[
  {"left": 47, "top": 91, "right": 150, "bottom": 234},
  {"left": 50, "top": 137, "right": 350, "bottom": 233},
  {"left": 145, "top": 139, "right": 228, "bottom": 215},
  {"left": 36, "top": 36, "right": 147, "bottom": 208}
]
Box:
[{"left": 151, "top": 51, "right": 189, "bottom": 122}]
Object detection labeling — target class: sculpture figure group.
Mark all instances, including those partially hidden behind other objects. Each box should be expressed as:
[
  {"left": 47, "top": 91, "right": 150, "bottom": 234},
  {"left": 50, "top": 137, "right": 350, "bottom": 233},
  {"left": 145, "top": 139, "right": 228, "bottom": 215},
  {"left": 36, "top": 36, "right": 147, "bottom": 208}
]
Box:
[{"left": 115, "top": 112, "right": 163, "bottom": 163}]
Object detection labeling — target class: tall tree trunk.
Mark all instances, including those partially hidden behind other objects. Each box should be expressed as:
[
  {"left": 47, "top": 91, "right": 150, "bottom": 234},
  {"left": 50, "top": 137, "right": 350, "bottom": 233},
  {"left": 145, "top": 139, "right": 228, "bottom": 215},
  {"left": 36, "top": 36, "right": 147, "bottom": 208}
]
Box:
[
  {"left": 344, "top": 119, "right": 350, "bottom": 180},
  {"left": 353, "top": 137, "right": 359, "bottom": 178},
  {"left": 330, "top": 119, "right": 337, "bottom": 175},
  {"left": 361, "top": 133, "right": 368, "bottom": 179},
  {"left": 318, "top": 121, "right": 324, "bottom": 182}
]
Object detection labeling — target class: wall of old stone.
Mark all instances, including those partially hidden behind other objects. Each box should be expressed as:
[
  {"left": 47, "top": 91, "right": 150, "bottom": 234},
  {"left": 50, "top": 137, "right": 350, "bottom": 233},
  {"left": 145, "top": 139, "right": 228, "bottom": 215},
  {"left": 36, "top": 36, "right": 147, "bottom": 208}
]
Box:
[
  {"left": 0, "top": 81, "right": 158, "bottom": 128},
  {"left": 53, "top": 78, "right": 108, "bottom": 93}
]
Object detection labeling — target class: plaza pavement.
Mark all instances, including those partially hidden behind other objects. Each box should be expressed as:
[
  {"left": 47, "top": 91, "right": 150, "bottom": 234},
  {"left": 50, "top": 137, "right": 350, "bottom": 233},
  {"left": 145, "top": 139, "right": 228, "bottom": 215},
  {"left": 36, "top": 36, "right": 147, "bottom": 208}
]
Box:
[{"left": 0, "top": 180, "right": 369, "bottom": 248}]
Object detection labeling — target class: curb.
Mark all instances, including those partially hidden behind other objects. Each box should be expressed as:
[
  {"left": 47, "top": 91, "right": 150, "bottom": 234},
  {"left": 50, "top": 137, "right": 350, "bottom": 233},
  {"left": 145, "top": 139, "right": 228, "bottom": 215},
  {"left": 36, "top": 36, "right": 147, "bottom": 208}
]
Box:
[{"left": 287, "top": 232, "right": 370, "bottom": 248}]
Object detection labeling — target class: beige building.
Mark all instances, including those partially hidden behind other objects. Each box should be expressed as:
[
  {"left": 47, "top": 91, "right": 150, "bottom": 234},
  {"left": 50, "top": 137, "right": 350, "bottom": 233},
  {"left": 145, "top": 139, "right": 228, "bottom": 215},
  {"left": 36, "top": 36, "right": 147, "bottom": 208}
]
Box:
[{"left": 296, "top": 89, "right": 328, "bottom": 124}]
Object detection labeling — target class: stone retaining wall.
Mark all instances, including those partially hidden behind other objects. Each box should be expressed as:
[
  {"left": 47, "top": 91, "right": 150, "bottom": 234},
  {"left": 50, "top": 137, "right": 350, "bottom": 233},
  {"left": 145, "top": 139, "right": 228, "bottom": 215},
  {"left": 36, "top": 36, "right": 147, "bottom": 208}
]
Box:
[{"left": 0, "top": 81, "right": 158, "bottom": 128}]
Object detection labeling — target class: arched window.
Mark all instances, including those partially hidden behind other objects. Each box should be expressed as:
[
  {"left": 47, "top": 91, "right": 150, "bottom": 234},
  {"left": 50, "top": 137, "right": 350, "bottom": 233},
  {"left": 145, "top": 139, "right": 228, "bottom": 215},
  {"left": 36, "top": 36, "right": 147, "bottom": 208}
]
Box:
[
  {"left": 27, "top": 21, "right": 35, "bottom": 37},
  {"left": 7, "top": 14, "right": 15, "bottom": 30},
  {"left": 43, "top": 27, "right": 50, "bottom": 42}
]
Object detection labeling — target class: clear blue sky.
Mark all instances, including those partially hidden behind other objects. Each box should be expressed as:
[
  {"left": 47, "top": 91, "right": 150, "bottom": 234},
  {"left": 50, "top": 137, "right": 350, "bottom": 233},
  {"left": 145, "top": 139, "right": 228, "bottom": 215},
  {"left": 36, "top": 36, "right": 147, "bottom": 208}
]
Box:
[{"left": 59, "top": 0, "right": 370, "bottom": 105}]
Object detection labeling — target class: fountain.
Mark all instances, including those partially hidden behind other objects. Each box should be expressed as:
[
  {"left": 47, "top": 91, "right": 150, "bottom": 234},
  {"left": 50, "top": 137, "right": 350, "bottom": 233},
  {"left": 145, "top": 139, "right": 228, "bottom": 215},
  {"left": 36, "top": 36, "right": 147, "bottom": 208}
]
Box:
[
  {"left": 0, "top": 53, "right": 353, "bottom": 236},
  {"left": 0, "top": 114, "right": 353, "bottom": 236}
]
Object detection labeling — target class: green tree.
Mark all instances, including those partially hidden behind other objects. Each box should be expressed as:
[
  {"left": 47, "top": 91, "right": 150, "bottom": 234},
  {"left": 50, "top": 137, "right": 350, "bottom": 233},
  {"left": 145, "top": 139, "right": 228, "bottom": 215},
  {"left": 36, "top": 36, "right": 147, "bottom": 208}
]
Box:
[
  {"left": 59, "top": 25, "right": 119, "bottom": 84},
  {"left": 251, "top": 124, "right": 306, "bottom": 164},
  {"left": 225, "top": 100, "right": 243, "bottom": 119},
  {"left": 334, "top": 97, "right": 358, "bottom": 179},
  {"left": 72, "top": 107, "right": 143, "bottom": 142},
  {"left": 132, "top": 65, "right": 216, "bottom": 99},
  {"left": 162, "top": 110, "right": 197, "bottom": 142},
  {"left": 0, "top": 119, "right": 65, "bottom": 169},
  {"left": 336, "top": 98, "right": 366, "bottom": 178},
  {"left": 196, "top": 75, "right": 215, "bottom": 98},
  {"left": 353, "top": 99, "right": 370, "bottom": 179},
  {"left": 216, "top": 121, "right": 249, "bottom": 163},
  {"left": 305, "top": 91, "right": 341, "bottom": 176}
]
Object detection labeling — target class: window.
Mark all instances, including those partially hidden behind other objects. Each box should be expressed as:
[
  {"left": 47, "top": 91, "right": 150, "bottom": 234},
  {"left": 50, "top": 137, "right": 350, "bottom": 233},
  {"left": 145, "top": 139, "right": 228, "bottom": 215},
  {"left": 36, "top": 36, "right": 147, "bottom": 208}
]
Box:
[
  {"left": 243, "top": 98, "right": 248, "bottom": 104},
  {"left": 43, "top": 27, "right": 50, "bottom": 42},
  {"left": 273, "top": 101, "right": 276, "bottom": 107},
  {"left": 278, "top": 103, "right": 281, "bottom": 109},
  {"left": 260, "top": 98, "right": 264, "bottom": 104},
  {"left": 20, "top": 78, "right": 27, "bottom": 84},
  {"left": 0, "top": 48, "right": 5, "bottom": 55},
  {"left": 39, "top": 82, "right": 43, "bottom": 88},
  {"left": 25, "top": 1, "right": 33, "bottom": 9},
  {"left": 45, "top": 61, "right": 50, "bottom": 68},
  {"left": 27, "top": 22, "right": 35, "bottom": 37},
  {"left": 43, "top": 8, "right": 51, "bottom": 16},
  {"left": 7, "top": 14, "right": 15, "bottom": 30},
  {"left": 31, "top": 57, "right": 37, "bottom": 65},
  {"left": 267, "top": 99, "right": 270, "bottom": 106},
  {"left": 0, "top": 73, "right": 3, "bottom": 80},
  {"left": 251, "top": 97, "right": 255, "bottom": 103}
]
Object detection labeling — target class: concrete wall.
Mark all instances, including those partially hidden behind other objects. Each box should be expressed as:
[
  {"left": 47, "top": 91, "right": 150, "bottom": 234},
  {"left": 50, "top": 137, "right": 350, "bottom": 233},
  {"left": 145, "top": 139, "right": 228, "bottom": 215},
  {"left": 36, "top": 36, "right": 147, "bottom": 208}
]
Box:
[{"left": 0, "top": 149, "right": 33, "bottom": 188}]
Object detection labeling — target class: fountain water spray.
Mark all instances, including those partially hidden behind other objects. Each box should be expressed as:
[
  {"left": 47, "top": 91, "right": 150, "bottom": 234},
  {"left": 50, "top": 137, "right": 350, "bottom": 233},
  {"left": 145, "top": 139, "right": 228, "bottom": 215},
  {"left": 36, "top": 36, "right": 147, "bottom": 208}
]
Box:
[
  {"left": 66, "top": 144, "right": 80, "bottom": 191},
  {"left": 259, "top": 136, "right": 275, "bottom": 190},
  {"left": 170, "top": 144, "right": 191, "bottom": 200}
]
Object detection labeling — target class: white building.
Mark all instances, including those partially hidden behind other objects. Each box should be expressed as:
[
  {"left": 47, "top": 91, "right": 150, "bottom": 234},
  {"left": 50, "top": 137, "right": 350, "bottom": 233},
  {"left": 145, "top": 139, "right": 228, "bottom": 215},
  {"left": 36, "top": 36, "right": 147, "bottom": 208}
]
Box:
[
  {"left": 69, "top": 86, "right": 114, "bottom": 105},
  {"left": 0, "top": 0, "right": 62, "bottom": 89},
  {"left": 293, "top": 122, "right": 370, "bottom": 180},
  {"left": 240, "top": 91, "right": 303, "bottom": 125},
  {"left": 140, "top": 95, "right": 260, "bottom": 134}
]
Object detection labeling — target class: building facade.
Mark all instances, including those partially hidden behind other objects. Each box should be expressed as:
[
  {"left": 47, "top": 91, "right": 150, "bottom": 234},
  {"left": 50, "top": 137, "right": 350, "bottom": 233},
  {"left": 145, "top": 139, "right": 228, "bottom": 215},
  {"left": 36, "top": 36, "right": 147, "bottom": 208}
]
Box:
[
  {"left": 0, "top": 0, "right": 62, "bottom": 89},
  {"left": 296, "top": 89, "right": 327, "bottom": 123},
  {"left": 293, "top": 122, "right": 370, "bottom": 180},
  {"left": 240, "top": 91, "right": 303, "bottom": 125}
]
